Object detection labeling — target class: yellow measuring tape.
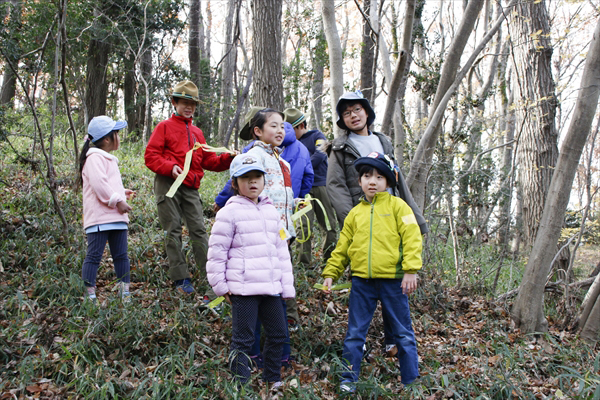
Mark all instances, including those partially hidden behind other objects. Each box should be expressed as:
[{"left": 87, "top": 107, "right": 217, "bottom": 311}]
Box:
[
  {"left": 291, "top": 194, "right": 332, "bottom": 243},
  {"left": 166, "top": 143, "right": 234, "bottom": 198},
  {"left": 313, "top": 282, "right": 352, "bottom": 291}
]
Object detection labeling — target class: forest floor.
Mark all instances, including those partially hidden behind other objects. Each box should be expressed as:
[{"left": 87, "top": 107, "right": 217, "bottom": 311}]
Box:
[{"left": 1, "top": 143, "right": 599, "bottom": 399}]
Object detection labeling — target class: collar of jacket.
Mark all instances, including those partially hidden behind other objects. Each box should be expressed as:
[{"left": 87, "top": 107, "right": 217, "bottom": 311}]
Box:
[
  {"left": 252, "top": 140, "right": 282, "bottom": 156},
  {"left": 171, "top": 113, "right": 193, "bottom": 124},
  {"left": 86, "top": 147, "right": 118, "bottom": 162},
  {"left": 331, "top": 130, "right": 380, "bottom": 151},
  {"left": 359, "top": 191, "right": 391, "bottom": 205}
]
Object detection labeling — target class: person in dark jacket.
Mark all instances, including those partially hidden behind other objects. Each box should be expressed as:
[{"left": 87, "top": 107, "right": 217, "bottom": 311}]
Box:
[
  {"left": 326, "top": 90, "right": 428, "bottom": 234},
  {"left": 284, "top": 108, "right": 337, "bottom": 267}
]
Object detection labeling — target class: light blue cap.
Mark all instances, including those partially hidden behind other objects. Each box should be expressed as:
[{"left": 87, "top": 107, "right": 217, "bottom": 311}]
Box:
[
  {"left": 230, "top": 154, "right": 266, "bottom": 178},
  {"left": 87, "top": 116, "right": 127, "bottom": 143}
]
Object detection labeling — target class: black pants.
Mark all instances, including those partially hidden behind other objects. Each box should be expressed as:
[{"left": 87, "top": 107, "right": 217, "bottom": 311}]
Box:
[
  {"left": 82, "top": 229, "right": 130, "bottom": 287},
  {"left": 229, "top": 295, "right": 287, "bottom": 383}
]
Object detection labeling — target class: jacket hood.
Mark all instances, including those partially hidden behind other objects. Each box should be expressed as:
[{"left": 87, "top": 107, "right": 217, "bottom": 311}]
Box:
[
  {"left": 86, "top": 147, "right": 118, "bottom": 162},
  {"left": 282, "top": 122, "right": 296, "bottom": 147}
]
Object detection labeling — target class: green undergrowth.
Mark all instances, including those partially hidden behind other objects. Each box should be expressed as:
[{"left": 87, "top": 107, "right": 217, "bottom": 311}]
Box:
[{"left": 1, "top": 139, "right": 599, "bottom": 399}]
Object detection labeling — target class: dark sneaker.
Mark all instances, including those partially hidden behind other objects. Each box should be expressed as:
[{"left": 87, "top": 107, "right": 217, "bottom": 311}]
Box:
[
  {"left": 287, "top": 318, "right": 299, "bottom": 332},
  {"left": 174, "top": 278, "right": 195, "bottom": 294},
  {"left": 250, "top": 354, "right": 264, "bottom": 369}
]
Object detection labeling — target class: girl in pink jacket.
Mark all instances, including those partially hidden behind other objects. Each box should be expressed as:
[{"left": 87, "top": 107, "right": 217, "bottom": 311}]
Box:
[
  {"left": 78, "top": 116, "right": 135, "bottom": 303},
  {"left": 206, "top": 153, "right": 295, "bottom": 387}
]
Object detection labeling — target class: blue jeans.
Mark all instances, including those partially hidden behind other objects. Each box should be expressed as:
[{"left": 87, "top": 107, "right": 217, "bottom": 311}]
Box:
[
  {"left": 342, "top": 277, "right": 419, "bottom": 384},
  {"left": 250, "top": 297, "right": 291, "bottom": 361}
]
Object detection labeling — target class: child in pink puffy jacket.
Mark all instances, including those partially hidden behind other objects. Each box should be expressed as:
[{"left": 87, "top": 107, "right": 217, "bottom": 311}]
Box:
[{"left": 206, "top": 153, "right": 295, "bottom": 387}]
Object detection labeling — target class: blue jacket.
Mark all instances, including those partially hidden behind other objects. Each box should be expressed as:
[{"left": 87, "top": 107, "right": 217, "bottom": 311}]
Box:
[
  {"left": 298, "top": 129, "right": 328, "bottom": 187},
  {"left": 281, "top": 122, "right": 314, "bottom": 198},
  {"left": 214, "top": 123, "right": 314, "bottom": 208}
]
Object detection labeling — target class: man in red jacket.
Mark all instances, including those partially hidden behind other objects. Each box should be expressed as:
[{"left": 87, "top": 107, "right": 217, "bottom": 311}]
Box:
[{"left": 145, "top": 80, "right": 234, "bottom": 294}]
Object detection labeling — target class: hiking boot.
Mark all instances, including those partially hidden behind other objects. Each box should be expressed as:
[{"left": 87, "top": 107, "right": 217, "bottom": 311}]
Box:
[{"left": 174, "top": 278, "right": 195, "bottom": 294}]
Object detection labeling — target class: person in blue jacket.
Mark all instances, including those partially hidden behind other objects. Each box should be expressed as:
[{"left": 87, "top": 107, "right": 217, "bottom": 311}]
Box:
[{"left": 213, "top": 119, "right": 313, "bottom": 209}]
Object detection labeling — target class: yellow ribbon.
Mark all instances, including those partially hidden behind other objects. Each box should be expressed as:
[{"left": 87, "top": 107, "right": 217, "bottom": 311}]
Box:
[
  {"left": 200, "top": 143, "right": 236, "bottom": 154},
  {"left": 166, "top": 142, "right": 202, "bottom": 198},
  {"left": 291, "top": 194, "right": 332, "bottom": 243}
]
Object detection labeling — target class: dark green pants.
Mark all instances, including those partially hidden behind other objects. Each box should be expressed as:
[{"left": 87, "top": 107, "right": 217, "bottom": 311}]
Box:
[
  {"left": 296, "top": 185, "right": 338, "bottom": 266},
  {"left": 154, "top": 174, "right": 208, "bottom": 282}
]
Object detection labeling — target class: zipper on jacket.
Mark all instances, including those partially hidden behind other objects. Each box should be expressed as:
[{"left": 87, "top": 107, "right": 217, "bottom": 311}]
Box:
[
  {"left": 185, "top": 121, "right": 192, "bottom": 149},
  {"left": 368, "top": 198, "right": 375, "bottom": 278}
]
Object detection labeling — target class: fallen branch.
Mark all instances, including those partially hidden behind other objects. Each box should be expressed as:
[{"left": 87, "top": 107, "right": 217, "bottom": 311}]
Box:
[{"left": 497, "top": 276, "right": 597, "bottom": 302}]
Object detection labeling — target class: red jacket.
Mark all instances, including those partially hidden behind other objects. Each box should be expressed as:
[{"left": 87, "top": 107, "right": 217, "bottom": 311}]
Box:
[{"left": 145, "top": 114, "right": 233, "bottom": 190}]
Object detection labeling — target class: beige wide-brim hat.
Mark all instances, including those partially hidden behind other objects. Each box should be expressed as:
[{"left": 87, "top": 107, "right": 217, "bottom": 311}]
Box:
[{"left": 171, "top": 80, "right": 200, "bottom": 103}]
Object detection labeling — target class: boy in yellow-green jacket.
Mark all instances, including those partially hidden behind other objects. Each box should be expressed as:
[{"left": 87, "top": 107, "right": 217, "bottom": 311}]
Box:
[{"left": 321, "top": 152, "right": 422, "bottom": 394}]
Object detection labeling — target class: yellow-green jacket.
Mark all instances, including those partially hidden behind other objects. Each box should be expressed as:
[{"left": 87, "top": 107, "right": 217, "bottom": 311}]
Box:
[{"left": 322, "top": 192, "right": 422, "bottom": 281}]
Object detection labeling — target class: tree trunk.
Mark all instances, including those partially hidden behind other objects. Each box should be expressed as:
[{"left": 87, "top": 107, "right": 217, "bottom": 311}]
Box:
[
  {"left": 511, "top": 17, "right": 600, "bottom": 334},
  {"left": 85, "top": 38, "right": 110, "bottom": 121},
  {"left": 321, "top": 0, "right": 344, "bottom": 137},
  {"left": 252, "top": 0, "right": 284, "bottom": 110},
  {"left": 359, "top": 0, "right": 376, "bottom": 103},
  {"left": 406, "top": 0, "right": 485, "bottom": 210},
  {"left": 123, "top": 56, "right": 139, "bottom": 136},
  {"left": 497, "top": 40, "right": 515, "bottom": 248},
  {"left": 510, "top": 0, "right": 559, "bottom": 246},
  {"left": 0, "top": 0, "right": 20, "bottom": 108},
  {"left": 217, "top": 0, "right": 238, "bottom": 143},
  {"left": 140, "top": 48, "right": 152, "bottom": 142},
  {"left": 309, "top": 22, "right": 326, "bottom": 131},
  {"left": 189, "top": 0, "right": 201, "bottom": 84},
  {"left": 379, "top": 0, "right": 416, "bottom": 165}
]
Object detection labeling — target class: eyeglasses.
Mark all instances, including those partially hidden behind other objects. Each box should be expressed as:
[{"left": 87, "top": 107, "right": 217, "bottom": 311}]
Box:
[{"left": 342, "top": 106, "right": 364, "bottom": 118}]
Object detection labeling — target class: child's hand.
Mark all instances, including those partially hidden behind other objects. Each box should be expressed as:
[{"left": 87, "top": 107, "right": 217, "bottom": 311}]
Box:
[
  {"left": 213, "top": 203, "right": 221, "bottom": 213},
  {"left": 322, "top": 278, "right": 333, "bottom": 293},
  {"left": 117, "top": 201, "right": 132, "bottom": 214},
  {"left": 125, "top": 189, "right": 136, "bottom": 200},
  {"left": 172, "top": 165, "right": 183, "bottom": 178},
  {"left": 224, "top": 292, "right": 232, "bottom": 304},
  {"left": 402, "top": 274, "right": 417, "bottom": 295}
]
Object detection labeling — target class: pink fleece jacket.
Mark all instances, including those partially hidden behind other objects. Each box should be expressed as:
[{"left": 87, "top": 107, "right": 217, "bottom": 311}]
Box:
[
  {"left": 206, "top": 195, "right": 295, "bottom": 298},
  {"left": 82, "top": 148, "right": 129, "bottom": 229}
]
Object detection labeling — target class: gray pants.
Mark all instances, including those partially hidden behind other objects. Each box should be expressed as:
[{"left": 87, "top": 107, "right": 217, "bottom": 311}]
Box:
[
  {"left": 154, "top": 174, "right": 208, "bottom": 282},
  {"left": 297, "top": 185, "right": 337, "bottom": 266}
]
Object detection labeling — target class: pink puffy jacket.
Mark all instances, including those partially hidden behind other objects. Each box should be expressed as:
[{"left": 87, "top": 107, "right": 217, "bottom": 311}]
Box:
[
  {"left": 206, "top": 195, "right": 295, "bottom": 298},
  {"left": 82, "top": 148, "right": 129, "bottom": 229}
]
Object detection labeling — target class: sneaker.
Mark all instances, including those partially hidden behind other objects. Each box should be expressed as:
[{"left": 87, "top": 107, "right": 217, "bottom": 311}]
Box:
[
  {"left": 339, "top": 381, "right": 356, "bottom": 394},
  {"left": 270, "top": 381, "right": 283, "bottom": 389},
  {"left": 250, "top": 354, "right": 264, "bottom": 369},
  {"left": 174, "top": 278, "right": 195, "bottom": 294},
  {"left": 121, "top": 291, "right": 131, "bottom": 304},
  {"left": 287, "top": 319, "right": 298, "bottom": 332},
  {"left": 385, "top": 344, "right": 398, "bottom": 357},
  {"left": 85, "top": 293, "right": 97, "bottom": 303}
]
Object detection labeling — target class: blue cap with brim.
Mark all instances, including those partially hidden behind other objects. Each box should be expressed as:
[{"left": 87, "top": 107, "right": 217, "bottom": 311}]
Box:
[
  {"left": 230, "top": 154, "right": 266, "bottom": 178},
  {"left": 354, "top": 152, "right": 397, "bottom": 186},
  {"left": 88, "top": 116, "right": 127, "bottom": 143}
]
